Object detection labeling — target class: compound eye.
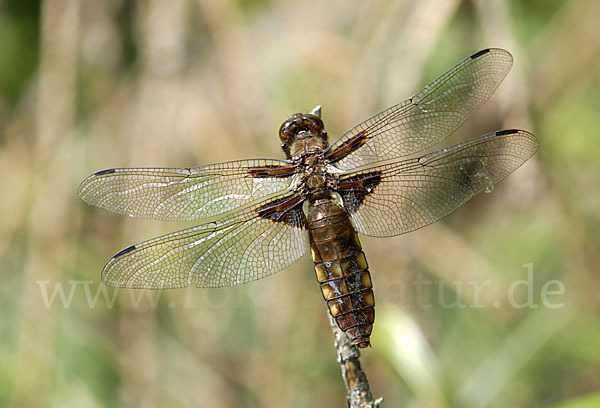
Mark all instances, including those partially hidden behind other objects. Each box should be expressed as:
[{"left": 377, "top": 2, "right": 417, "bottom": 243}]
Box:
[
  {"left": 279, "top": 121, "right": 295, "bottom": 144},
  {"left": 304, "top": 114, "right": 324, "bottom": 132}
]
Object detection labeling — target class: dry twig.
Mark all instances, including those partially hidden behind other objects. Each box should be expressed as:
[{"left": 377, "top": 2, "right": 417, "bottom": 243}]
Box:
[{"left": 328, "top": 314, "right": 384, "bottom": 408}]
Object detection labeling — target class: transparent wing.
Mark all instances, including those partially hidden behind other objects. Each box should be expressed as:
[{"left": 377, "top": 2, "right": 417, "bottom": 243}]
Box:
[
  {"left": 79, "top": 159, "right": 296, "bottom": 221},
  {"left": 326, "top": 48, "right": 514, "bottom": 170},
  {"left": 337, "top": 129, "right": 538, "bottom": 237},
  {"left": 102, "top": 192, "right": 309, "bottom": 289}
]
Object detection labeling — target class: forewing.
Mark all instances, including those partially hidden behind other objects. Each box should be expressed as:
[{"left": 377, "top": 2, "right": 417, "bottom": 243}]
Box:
[
  {"left": 102, "top": 191, "right": 308, "bottom": 289},
  {"left": 79, "top": 159, "right": 297, "bottom": 221},
  {"left": 337, "top": 129, "right": 538, "bottom": 237},
  {"left": 326, "top": 48, "right": 514, "bottom": 170}
]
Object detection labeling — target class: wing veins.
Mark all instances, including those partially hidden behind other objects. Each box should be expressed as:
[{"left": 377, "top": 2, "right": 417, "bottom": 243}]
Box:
[{"left": 326, "top": 49, "right": 514, "bottom": 170}]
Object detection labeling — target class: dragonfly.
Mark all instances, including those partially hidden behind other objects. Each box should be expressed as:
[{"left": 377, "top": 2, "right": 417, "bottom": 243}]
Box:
[{"left": 79, "top": 48, "right": 538, "bottom": 348}]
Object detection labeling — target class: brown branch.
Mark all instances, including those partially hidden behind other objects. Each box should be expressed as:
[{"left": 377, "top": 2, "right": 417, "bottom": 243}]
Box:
[{"left": 328, "top": 314, "right": 384, "bottom": 407}]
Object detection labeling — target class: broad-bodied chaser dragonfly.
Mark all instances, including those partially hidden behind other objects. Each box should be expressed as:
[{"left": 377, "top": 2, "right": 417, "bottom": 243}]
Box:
[{"left": 80, "top": 48, "right": 538, "bottom": 348}]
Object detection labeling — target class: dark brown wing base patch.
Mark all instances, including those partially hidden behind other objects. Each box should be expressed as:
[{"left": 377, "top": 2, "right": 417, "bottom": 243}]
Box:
[
  {"left": 325, "top": 130, "right": 368, "bottom": 163},
  {"left": 255, "top": 193, "right": 307, "bottom": 229},
  {"left": 247, "top": 164, "right": 297, "bottom": 178},
  {"left": 337, "top": 171, "right": 382, "bottom": 214}
]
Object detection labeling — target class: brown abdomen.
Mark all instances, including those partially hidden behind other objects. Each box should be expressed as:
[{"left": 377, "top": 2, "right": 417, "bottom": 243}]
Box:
[{"left": 306, "top": 193, "right": 374, "bottom": 348}]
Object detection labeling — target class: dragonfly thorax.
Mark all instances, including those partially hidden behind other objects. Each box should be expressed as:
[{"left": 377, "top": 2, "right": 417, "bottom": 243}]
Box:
[{"left": 299, "top": 156, "right": 338, "bottom": 199}]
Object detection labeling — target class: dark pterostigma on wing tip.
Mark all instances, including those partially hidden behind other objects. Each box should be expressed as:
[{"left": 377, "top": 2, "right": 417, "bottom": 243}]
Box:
[
  {"left": 496, "top": 129, "right": 519, "bottom": 136},
  {"left": 94, "top": 168, "right": 116, "bottom": 176},
  {"left": 113, "top": 245, "right": 136, "bottom": 258},
  {"left": 471, "top": 48, "right": 491, "bottom": 59}
]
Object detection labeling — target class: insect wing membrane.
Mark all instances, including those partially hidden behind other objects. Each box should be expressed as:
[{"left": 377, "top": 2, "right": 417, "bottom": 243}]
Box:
[
  {"left": 326, "top": 48, "right": 514, "bottom": 170},
  {"left": 337, "top": 129, "right": 538, "bottom": 237},
  {"left": 79, "top": 159, "right": 296, "bottom": 221}
]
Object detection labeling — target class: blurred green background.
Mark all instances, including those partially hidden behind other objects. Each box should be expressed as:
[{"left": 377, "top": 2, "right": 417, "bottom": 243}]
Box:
[{"left": 1, "top": 0, "right": 599, "bottom": 407}]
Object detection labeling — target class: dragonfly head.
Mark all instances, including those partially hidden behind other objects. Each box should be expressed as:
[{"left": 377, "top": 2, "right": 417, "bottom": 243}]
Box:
[{"left": 279, "top": 111, "right": 328, "bottom": 159}]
